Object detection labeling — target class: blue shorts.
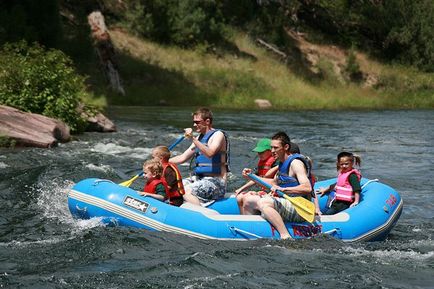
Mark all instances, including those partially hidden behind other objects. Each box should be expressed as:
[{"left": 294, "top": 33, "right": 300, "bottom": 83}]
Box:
[{"left": 183, "top": 176, "right": 226, "bottom": 201}]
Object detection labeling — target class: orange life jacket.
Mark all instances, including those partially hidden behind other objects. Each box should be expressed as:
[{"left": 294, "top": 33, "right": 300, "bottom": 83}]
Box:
[{"left": 161, "top": 162, "right": 185, "bottom": 206}]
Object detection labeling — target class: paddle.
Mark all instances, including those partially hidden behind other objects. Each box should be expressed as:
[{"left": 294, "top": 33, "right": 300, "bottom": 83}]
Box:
[
  {"left": 246, "top": 173, "right": 315, "bottom": 223},
  {"left": 119, "top": 135, "right": 185, "bottom": 187}
]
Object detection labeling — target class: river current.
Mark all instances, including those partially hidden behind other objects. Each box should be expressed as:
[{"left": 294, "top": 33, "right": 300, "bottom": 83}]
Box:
[{"left": 0, "top": 107, "right": 433, "bottom": 288}]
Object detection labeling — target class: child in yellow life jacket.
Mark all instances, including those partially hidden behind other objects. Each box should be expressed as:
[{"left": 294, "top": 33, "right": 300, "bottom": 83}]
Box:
[
  {"left": 139, "top": 159, "right": 167, "bottom": 202},
  {"left": 152, "top": 146, "right": 185, "bottom": 207},
  {"left": 318, "top": 151, "right": 362, "bottom": 215}
]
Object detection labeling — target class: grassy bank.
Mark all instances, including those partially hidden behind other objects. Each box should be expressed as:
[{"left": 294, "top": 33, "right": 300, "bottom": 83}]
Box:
[{"left": 97, "top": 29, "right": 434, "bottom": 110}]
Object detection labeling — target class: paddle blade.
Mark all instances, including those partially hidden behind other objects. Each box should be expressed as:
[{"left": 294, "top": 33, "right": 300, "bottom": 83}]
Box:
[
  {"left": 246, "top": 173, "right": 316, "bottom": 223},
  {"left": 283, "top": 195, "right": 315, "bottom": 223},
  {"left": 119, "top": 174, "right": 140, "bottom": 187}
]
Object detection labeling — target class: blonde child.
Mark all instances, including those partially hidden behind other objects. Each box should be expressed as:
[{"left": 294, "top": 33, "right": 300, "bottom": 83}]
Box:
[
  {"left": 152, "top": 146, "right": 185, "bottom": 206},
  {"left": 318, "top": 152, "right": 362, "bottom": 215},
  {"left": 139, "top": 159, "right": 167, "bottom": 202}
]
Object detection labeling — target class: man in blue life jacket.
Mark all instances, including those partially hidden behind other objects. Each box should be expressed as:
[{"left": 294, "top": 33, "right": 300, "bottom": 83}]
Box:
[
  {"left": 242, "top": 132, "right": 312, "bottom": 239},
  {"left": 169, "top": 107, "right": 229, "bottom": 205}
]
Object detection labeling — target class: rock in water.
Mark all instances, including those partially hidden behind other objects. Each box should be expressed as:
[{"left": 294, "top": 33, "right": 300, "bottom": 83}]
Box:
[{"left": 0, "top": 105, "right": 70, "bottom": 148}]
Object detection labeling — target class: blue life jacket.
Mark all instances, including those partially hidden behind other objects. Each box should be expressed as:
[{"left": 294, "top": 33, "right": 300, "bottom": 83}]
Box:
[
  {"left": 194, "top": 129, "right": 230, "bottom": 177},
  {"left": 277, "top": 153, "right": 312, "bottom": 198}
]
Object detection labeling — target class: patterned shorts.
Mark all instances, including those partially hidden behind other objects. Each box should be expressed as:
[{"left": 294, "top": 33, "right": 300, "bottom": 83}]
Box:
[
  {"left": 266, "top": 196, "right": 304, "bottom": 222},
  {"left": 183, "top": 176, "right": 226, "bottom": 201}
]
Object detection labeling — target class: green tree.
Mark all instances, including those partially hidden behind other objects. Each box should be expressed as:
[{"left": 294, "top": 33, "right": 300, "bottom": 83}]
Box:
[{"left": 0, "top": 41, "right": 91, "bottom": 132}]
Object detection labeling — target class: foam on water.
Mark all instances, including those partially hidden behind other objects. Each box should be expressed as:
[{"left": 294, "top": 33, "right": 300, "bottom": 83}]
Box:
[
  {"left": 342, "top": 246, "right": 434, "bottom": 262},
  {"left": 34, "top": 177, "right": 106, "bottom": 234},
  {"left": 0, "top": 162, "right": 8, "bottom": 168},
  {"left": 91, "top": 142, "right": 153, "bottom": 159},
  {"left": 85, "top": 163, "right": 113, "bottom": 174}
]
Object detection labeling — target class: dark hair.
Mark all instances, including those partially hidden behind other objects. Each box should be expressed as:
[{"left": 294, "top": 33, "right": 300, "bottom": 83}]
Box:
[
  {"left": 193, "top": 107, "right": 213, "bottom": 123},
  {"left": 289, "top": 142, "right": 300, "bottom": 154},
  {"left": 336, "top": 151, "right": 362, "bottom": 170},
  {"left": 271, "top": 131, "right": 291, "bottom": 150}
]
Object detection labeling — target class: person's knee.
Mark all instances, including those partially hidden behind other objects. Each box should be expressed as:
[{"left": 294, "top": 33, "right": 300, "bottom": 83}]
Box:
[
  {"left": 236, "top": 194, "right": 244, "bottom": 203},
  {"left": 243, "top": 194, "right": 259, "bottom": 207}
]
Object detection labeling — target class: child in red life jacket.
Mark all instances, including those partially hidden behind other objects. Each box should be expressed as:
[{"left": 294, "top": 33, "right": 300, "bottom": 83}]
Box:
[
  {"left": 139, "top": 159, "right": 167, "bottom": 202},
  {"left": 235, "top": 138, "right": 282, "bottom": 214},
  {"left": 152, "top": 146, "right": 185, "bottom": 207},
  {"left": 318, "top": 152, "right": 362, "bottom": 215}
]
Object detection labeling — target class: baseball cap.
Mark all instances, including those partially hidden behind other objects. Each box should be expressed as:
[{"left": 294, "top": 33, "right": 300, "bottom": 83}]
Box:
[{"left": 252, "top": 138, "right": 271, "bottom": 153}]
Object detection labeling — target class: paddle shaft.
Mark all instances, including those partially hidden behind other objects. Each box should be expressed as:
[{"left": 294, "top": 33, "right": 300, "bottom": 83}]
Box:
[
  {"left": 246, "top": 173, "right": 286, "bottom": 197},
  {"left": 119, "top": 134, "right": 185, "bottom": 186}
]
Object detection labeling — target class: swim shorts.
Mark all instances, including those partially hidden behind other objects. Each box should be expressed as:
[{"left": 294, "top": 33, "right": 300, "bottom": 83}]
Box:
[
  {"left": 272, "top": 197, "right": 305, "bottom": 222},
  {"left": 183, "top": 176, "right": 226, "bottom": 201}
]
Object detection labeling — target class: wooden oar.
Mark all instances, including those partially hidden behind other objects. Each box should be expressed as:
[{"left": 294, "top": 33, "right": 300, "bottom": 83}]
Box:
[
  {"left": 119, "top": 135, "right": 185, "bottom": 187},
  {"left": 247, "top": 173, "right": 315, "bottom": 223}
]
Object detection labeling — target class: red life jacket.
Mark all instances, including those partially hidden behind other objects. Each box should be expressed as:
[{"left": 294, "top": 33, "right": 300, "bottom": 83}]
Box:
[
  {"left": 143, "top": 178, "right": 164, "bottom": 194},
  {"left": 161, "top": 162, "right": 185, "bottom": 206},
  {"left": 257, "top": 155, "right": 276, "bottom": 177},
  {"left": 335, "top": 169, "right": 361, "bottom": 202}
]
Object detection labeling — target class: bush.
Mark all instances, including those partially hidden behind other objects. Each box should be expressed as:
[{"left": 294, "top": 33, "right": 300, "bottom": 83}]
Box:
[
  {"left": 344, "top": 47, "right": 363, "bottom": 82},
  {"left": 0, "top": 41, "right": 91, "bottom": 133}
]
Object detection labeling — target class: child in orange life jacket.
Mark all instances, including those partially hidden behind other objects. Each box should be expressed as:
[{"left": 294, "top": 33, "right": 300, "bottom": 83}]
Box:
[
  {"left": 139, "top": 159, "right": 167, "bottom": 202},
  {"left": 152, "top": 146, "right": 185, "bottom": 207},
  {"left": 234, "top": 138, "right": 280, "bottom": 214},
  {"left": 318, "top": 152, "right": 362, "bottom": 215}
]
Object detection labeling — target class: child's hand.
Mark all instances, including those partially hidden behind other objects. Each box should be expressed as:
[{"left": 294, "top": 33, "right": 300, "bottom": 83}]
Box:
[
  {"left": 241, "top": 168, "right": 252, "bottom": 177},
  {"left": 138, "top": 191, "right": 148, "bottom": 196},
  {"left": 315, "top": 207, "right": 322, "bottom": 216},
  {"left": 318, "top": 187, "right": 328, "bottom": 196},
  {"left": 350, "top": 201, "right": 359, "bottom": 208}
]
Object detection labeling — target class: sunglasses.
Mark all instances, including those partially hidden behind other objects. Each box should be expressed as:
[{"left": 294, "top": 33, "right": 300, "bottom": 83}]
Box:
[{"left": 193, "top": 118, "right": 208, "bottom": 125}]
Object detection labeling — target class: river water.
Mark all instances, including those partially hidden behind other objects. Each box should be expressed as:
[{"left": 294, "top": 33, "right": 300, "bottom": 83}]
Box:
[{"left": 0, "top": 107, "right": 433, "bottom": 288}]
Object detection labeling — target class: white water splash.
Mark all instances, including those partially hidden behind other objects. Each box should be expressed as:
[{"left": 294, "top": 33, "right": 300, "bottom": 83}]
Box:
[
  {"left": 0, "top": 162, "right": 8, "bottom": 168},
  {"left": 91, "top": 143, "right": 152, "bottom": 159},
  {"left": 35, "top": 178, "right": 105, "bottom": 234},
  {"left": 341, "top": 246, "right": 434, "bottom": 262},
  {"left": 0, "top": 237, "right": 66, "bottom": 248},
  {"left": 85, "top": 163, "right": 113, "bottom": 174}
]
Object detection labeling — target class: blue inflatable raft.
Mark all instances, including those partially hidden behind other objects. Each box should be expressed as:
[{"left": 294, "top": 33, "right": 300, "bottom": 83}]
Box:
[{"left": 68, "top": 178, "right": 403, "bottom": 241}]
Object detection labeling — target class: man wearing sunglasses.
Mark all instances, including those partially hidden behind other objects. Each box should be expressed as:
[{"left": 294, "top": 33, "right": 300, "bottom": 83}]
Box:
[{"left": 170, "top": 107, "right": 229, "bottom": 205}]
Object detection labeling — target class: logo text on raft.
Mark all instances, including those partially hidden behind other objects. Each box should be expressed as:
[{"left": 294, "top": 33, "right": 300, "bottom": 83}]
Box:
[
  {"left": 292, "top": 224, "right": 322, "bottom": 237},
  {"left": 386, "top": 194, "right": 397, "bottom": 207},
  {"left": 124, "top": 196, "right": 149, "bottom": 213}
]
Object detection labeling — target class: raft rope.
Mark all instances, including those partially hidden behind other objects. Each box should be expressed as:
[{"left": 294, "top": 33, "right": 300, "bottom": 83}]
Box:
[
  {"left": 361, "top": 179, "right": 379, "bottom": 189},
  {"left": 229, "top": 226, "right": 262, "bottom": 239},
  {"left": 93, "top": 179, "right": 115, "bottom": 186}
]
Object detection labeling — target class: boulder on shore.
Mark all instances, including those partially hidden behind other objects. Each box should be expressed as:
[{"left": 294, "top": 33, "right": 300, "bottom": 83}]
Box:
[
  {"left": 0, "top": 105, "right": 117, "bottom": 148},
  {"left": 0, "top": 105, "right": 71, "bottom": 148},
  {"left": 254, "top": 99, "right": 272, "bottom": 109}
]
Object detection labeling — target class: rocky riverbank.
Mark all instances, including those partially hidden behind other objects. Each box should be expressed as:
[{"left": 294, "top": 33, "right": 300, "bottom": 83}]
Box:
[{"left": 0, "top": 105, "right": 116, "bottom": 148}]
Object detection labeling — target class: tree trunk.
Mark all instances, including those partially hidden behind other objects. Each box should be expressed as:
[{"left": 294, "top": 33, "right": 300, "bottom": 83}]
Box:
[{"left": 88, "top": 11, "right": 125, "bottom": 95}]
